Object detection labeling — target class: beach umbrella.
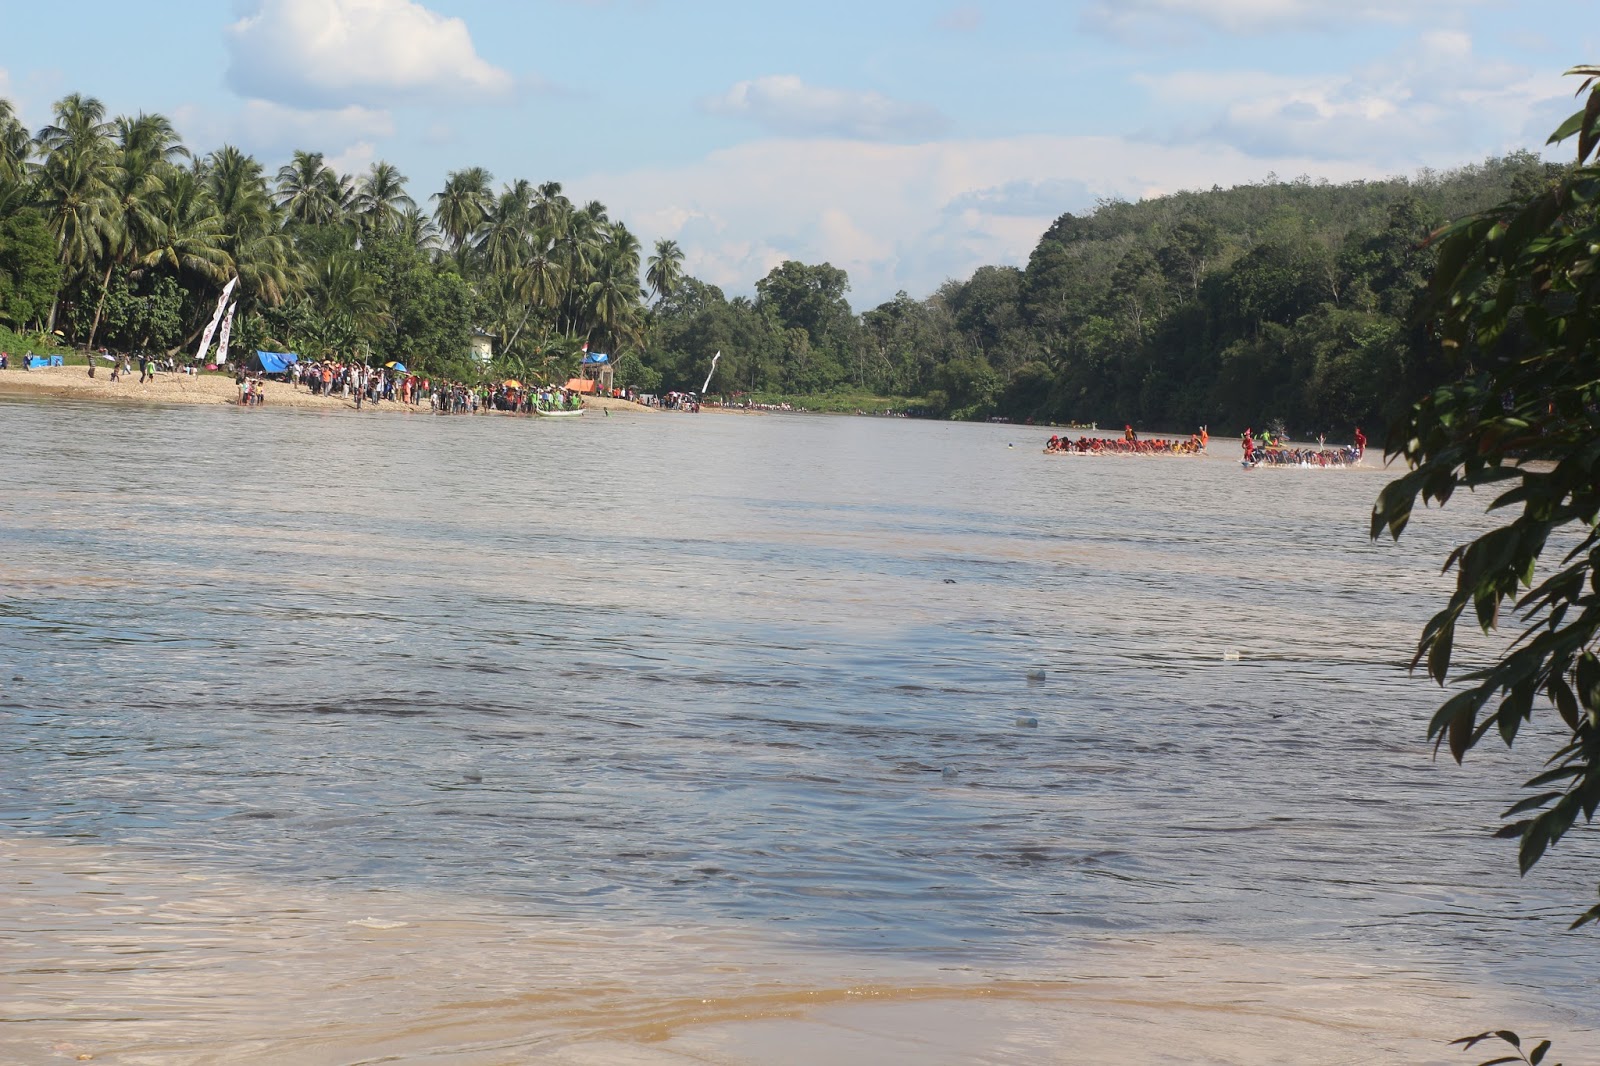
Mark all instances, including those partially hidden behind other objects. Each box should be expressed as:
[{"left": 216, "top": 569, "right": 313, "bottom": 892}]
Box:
[
  {"left": 503, "top": 379, "right": 522, "bottom": 388},
  {"left": 385, "top": 361, "right": 407, "bottom": 372}
]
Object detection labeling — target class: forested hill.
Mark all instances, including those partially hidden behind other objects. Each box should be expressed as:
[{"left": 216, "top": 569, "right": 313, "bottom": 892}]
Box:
[
  {"left": 0, "top": 90, "right": 1562, "bottom": 436},
  {"left": 646, "top": 151, "right": 1561, "bottom": 436}
]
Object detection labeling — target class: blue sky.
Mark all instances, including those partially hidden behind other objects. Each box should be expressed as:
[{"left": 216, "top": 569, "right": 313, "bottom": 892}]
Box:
[{"left": 1, "top": 1, "right": 1593, "bottom": 307}]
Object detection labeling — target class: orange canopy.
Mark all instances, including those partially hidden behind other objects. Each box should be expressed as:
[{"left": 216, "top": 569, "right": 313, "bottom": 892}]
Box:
[{"left": 565, "top": 378, "right": 596, "bottom": 393}]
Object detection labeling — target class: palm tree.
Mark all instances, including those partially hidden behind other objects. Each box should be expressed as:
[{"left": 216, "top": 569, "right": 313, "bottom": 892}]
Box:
[
  {"left": 646, "top": 238, "right": 684, "bottom": 305},
  {"left": 34, "top": 93, "right": 117, "bottom": 332},
  {"left": 604, "top": 221, "right": 641, "bottom": 276},
  {"left": 202, "top": 145, "right": 300, "bottom": 325},
  {"left": 397, "top": 206, "right": 441, "bottom": 253},
  {"left": 475, "top": 179, "right": 533, "bottom": 278},
  {"left": 276, "top": 150, "right": 345, "bottom": 227},
  {"left": 145, "top": 165, "right": 230, "bottom": 289},
  {"left": 532, "top": 181, "right": 572, "bottom": 243},
  {"left": 503, "top": 225, "right": 565, "bottom": 350},
  {"left": 431, "top": 166, "right": 492, "bottom": 259},
  {"left": 308, "top": 250, "right": 388, "bottom": 353},
  {"left": 204, "top": 145, "right": 275, "bottom": 237},
  {"left": 556, "top": 203, "right": 607, "bottom": 332},
  {"left": 86, "top": 112, "right": 186, "bottom": 346},
  {"left": 584, "top": 255, "right": 644, "bottom": 353},
  {"left": 0, "top": 99, "right": 31, "bottom": 188},
  {"left": 355, "top": 161, "right": 415, "bottom": 237}
]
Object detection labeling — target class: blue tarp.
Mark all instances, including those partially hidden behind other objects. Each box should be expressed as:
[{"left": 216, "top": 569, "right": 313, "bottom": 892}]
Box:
[
  {"left": 250, "top": 351, "right": 298, "bottom": 373},
  {"left": 581, "top": 351, "right": 609, "bottom": 364},
  {"left": 25, "top": 355, "right": 63, "bottom": 368}
]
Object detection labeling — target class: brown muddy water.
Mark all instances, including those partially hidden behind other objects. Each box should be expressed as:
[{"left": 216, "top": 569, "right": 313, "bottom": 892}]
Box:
[{"left": 0, "top": 398, "right": 1595, "bottom": 1063}]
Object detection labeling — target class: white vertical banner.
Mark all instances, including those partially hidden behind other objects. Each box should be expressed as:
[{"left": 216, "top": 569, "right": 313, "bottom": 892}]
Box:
[
  {"left": 215, "top": 302, "right": 236, "bottom": 366},
  {"left": 195, "top": 277, "right": 238, "bottom": 362}
]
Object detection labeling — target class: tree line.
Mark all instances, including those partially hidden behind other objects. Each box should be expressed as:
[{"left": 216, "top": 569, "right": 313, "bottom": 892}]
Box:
[
  {"left": 0, "top": 91, "right": 1566, "bottom": 433},
  {"left": 0, "top": 93, "right": 684, "bottom": 385},
  {"left": 644, "top": 154, "right": 1564, "bottom": 435}
]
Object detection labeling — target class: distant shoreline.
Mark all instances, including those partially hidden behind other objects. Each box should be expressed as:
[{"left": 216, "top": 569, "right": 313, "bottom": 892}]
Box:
[{"left": 0, "top": 366, "right": 652, "bottom": 415}]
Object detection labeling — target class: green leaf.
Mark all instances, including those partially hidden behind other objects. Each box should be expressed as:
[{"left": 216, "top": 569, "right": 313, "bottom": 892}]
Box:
[
  {"left": 1577, "top": 653, "right": 1600, "bottom": 712},
  {"left": 1504, "top": 792, "right": 1563, "bottom": 817},
  {"left": 1578, "top": 86, "right": 1600, "bottom": 164},
  {"left": 1427, "top": 618, "right": 1456, "bottom": 683}
]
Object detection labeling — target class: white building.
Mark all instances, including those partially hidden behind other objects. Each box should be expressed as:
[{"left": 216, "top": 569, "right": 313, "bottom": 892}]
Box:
[{"left": 469, "top": 329, "right": 496, "bottom": 364}]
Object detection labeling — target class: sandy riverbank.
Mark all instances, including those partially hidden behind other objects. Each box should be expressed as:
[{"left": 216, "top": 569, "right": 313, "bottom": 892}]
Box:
[
  {"left": 0, "top": 365, "right": 654, "bottom": 414},
  {"left": 5, "top": 835, "right": 1575, "bottom": 1066}
]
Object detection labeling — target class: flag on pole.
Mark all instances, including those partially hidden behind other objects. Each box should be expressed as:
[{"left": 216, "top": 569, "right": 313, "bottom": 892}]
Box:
[
  {"left": 215, "top": 302, "right": 236, "bottom": 366},
  {"left": 701, "top": 350, "right": 721, "bottom": 394},
  {"left": 195, "top": 277, "right": 238, "bottom": 362}
]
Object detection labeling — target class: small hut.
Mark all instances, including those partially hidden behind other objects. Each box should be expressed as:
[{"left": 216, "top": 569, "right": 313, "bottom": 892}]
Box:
[{"left": 579, "top": 350, "right": 614, "bottom": 394}]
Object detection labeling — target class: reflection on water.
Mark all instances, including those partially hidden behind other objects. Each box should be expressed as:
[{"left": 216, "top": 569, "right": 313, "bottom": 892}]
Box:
[{"left": 0, "top": 398, "right": 1595, "bottom": 1062}]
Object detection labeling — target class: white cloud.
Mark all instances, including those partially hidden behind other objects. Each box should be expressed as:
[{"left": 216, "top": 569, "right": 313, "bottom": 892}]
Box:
[
  {"left": 701, "top": 75, "right": 949, "bottom": 141},
  {"left": 937, "top": 6, "right": 984, "bottom": 33},
  {"left": 1137, "top": 31, "right": 1569, "bottom": 164},
  {"left": 326, "top": 141, "right": 378, "bottom": 177},
  {"left": 225, "top": 0, "right": 513, "bottom": 109},
  {"left": 173, "top": 100, "right": 394, "bottom": 166},
  {"left": 1083, "top": 0, "right": 1483, "bottom": 37},
  {"left": 580, "top": 134, "right": 1387, "bottom": 308}
]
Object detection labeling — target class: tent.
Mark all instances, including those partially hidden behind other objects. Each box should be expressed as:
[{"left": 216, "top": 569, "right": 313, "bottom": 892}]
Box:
[{"left": 247, "top": 351, "right": 298, "bottom": 374}]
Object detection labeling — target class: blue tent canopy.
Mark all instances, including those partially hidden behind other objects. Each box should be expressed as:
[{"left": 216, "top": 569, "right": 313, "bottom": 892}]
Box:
[
  {"left": 581, "top": 351, "right": 609, "bottom": 365},
  {"left": 250, "top": 351, "right": 298, "bottom": 374}
]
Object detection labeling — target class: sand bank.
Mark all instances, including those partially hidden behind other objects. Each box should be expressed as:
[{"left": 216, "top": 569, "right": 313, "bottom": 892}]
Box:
[
  {"left": 0, "top": 365, "right": 654, "bottom": 414},
  {"left": 3, "top": 836, "right": 1587, "bottom": 1066}
]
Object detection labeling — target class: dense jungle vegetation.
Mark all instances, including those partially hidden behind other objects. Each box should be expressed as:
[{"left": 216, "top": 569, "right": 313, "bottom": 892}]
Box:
[{"left": 0, "top": 92, "right": 1564, "bottom": 433}]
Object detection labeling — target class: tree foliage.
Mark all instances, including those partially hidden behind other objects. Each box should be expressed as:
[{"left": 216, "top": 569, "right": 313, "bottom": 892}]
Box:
[
  {"left": 0, "top": 92, "right": 668, "bottom": 381},
  {"left": 0, "top": 211, "right": 61, "bottom": 326},
  {"left": 0, "top": 86, "right": 1572, "bottom": 416},
  {"left": 1372, "top": 66, "right": 1600, "bottom": 925}
]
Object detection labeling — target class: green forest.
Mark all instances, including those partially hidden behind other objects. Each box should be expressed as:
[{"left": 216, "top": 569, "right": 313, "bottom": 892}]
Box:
[{"left": 0, "top": 92, "right": 1565, "bottom": 434}]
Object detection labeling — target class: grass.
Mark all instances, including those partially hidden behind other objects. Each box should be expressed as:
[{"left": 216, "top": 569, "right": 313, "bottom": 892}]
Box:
[{"left": 0, "top": 326, "right": 75, "bottom": 361}]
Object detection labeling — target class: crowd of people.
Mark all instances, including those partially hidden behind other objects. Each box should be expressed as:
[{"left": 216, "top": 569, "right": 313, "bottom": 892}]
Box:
[
  {"left": 1241, "top": 426, "right": 1365, "bottom": 467},
  {"left": 1041, "top": 423, "right": 1368, "bottom": 467},
  {"left": 2, "top": 344, "right": 605, "bottom": 417},
  {"left": 277, "top": 359, "right": 587, "bottom": 415},
  {"left": 1045, "top": 425, "right": 1209, "bottom": 455}
]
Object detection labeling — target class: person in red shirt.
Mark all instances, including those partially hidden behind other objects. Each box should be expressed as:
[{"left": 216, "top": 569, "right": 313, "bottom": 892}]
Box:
[{"left": 1353, "top": 426, "right": 1367, "bottom": 456}]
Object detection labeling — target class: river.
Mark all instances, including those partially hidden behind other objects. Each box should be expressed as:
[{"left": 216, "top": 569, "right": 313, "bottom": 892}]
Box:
[{"left": 0, "top": 398, "right": 1594, "bottom": 1064}]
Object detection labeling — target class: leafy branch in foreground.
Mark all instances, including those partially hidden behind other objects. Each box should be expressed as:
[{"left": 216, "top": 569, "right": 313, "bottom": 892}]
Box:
[
  {"left": 1453, "top": 1029, "right": 1560, "bottom": 1066},
  {"left": 1372, "top": 65, "right": 1600, "bottom": 926}
]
